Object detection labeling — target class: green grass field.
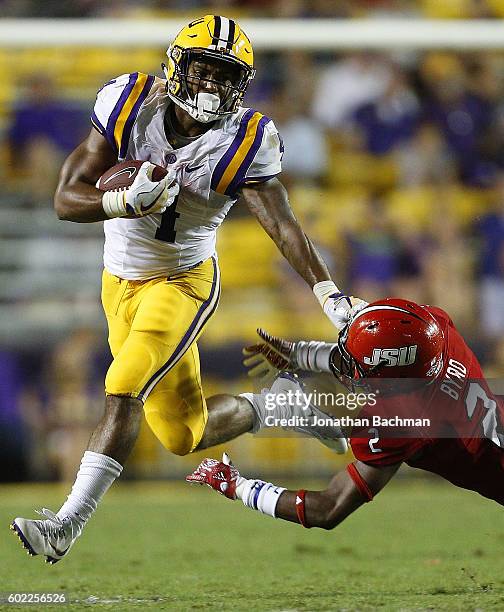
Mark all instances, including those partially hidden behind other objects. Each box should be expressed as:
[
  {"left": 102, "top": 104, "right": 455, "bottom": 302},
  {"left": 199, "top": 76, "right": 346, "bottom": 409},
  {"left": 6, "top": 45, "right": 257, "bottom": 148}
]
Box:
[{"left": 1, "top": 478, "right": 503, "bottom": 611}]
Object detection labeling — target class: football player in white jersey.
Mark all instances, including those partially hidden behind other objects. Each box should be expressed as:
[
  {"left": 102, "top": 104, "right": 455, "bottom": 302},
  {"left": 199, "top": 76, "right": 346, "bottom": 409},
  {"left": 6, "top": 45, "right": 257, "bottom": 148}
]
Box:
[{"left": 11, "top": 15, "right": 362, "bottom": 563}]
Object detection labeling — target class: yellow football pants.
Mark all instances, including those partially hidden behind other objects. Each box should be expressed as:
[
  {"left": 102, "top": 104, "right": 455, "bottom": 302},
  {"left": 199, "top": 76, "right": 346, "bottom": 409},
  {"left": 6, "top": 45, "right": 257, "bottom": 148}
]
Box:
[{"left": 101, "top": 257, "right": 220, "bottom": 455}]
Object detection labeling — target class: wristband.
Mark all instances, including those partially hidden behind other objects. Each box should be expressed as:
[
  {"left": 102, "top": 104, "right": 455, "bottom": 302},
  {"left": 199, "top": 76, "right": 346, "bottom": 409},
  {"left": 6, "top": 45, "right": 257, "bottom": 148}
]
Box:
[
  {"left": 313, "top": 281, "right": 339, "bottom": 307},
  {"left": 295, "top": 489, "right": 311, "bottom": 528},
  {"left": 347, "top": 463, "right": 374, "bottom": 502},
  {"left": 239, "top": 479, "right": 286, "bottom": 517},
  {"left": 102, "top": 190, "right": 127, "bottom": 218}
]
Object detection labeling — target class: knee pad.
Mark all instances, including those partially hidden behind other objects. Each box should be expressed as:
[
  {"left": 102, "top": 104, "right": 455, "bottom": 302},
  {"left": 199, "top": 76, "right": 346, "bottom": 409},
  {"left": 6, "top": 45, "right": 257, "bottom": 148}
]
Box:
[{"left": 143, "top": 406, "right": 194, "bottom": 456}]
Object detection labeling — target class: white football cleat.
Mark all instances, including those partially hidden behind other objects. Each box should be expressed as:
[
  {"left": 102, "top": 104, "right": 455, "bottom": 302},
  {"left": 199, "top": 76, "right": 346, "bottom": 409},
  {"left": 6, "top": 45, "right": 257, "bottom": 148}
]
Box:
[
  {"left": 11, "top": 508, "right": 80, "bottom": 564},
  {"left": 250, "top": 372, "right": 348, "bottom": 453}
]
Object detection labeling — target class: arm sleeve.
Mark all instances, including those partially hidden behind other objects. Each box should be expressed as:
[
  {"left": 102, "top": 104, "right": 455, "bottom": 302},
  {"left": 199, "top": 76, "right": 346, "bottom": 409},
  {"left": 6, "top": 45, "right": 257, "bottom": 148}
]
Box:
[{"left": 91, "top": 72, "right": 155, "bottom": 159}]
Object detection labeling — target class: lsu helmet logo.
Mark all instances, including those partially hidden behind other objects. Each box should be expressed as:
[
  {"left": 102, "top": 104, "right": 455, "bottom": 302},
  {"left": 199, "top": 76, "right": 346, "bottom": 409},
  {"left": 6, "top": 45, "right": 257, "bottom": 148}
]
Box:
[{"left": 363, "top": 345, "right": 418, "bottom": 368}]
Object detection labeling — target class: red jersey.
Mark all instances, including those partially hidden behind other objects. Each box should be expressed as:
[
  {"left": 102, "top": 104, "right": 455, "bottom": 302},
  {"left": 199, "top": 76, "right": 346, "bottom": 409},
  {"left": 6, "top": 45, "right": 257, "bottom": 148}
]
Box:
[{"left": 350, "top": 306, "right": 504, "bottom": 506}]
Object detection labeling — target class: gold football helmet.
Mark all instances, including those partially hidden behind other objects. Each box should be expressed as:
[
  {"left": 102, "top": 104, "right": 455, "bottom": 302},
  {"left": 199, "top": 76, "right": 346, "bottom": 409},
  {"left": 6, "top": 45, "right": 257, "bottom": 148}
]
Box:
[{"left": 163, "top": 15, "right": 255, "bottom": 123}]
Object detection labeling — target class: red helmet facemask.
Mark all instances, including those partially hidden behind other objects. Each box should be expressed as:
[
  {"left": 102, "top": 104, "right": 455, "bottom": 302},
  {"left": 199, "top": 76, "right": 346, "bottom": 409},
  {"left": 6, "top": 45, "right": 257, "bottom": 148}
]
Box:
[{"left": 333, "top": 298, "right": 445, "bottom": 395}]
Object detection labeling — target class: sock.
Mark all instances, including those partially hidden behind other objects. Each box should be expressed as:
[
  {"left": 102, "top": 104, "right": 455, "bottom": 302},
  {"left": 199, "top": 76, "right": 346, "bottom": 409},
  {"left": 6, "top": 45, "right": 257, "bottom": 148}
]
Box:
[{"left": 57, "top": 451, "right": 123, "bottom": 531}]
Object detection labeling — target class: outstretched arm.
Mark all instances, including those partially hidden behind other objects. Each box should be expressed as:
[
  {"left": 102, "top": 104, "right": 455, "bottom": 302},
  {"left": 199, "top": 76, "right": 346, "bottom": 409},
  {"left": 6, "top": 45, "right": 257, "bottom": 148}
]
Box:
[
  {"left": 242, "top": 328, "right": 341, "bottom": 383},
  {"left": 187, "top": 454, "right": 400, "bottom": 530},
  {"left": 240, "top": 178, "right": 330, "bottom": 287},
  {"left": 274, "top": 460, "right": 399, "bottom": 529},
  {"left": 240, "top": 178, "right": 366, "bottom": 331}
]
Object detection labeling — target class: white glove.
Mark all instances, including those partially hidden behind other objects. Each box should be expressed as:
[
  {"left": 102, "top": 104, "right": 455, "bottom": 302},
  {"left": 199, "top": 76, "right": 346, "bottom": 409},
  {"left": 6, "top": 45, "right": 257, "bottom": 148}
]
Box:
[
  {"left": 102, "top": 162, "right": 179, "bottom": 218},
  {"left": 348, "top": 299, "right": 368, "bottom": 318},
  {"left": 324, "top": 294, "right": 368, "bottom": 331},
  {"left": 313, "top": 281, "right": 368, "bottom": 332}
]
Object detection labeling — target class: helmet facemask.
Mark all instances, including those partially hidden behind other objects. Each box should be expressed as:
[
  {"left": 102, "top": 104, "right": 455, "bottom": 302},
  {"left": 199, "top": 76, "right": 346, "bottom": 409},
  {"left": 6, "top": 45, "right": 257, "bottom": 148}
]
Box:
[
  {"left": 332, "top": 326, "right": 383, "bottom": 394},
  {"left": 163, "top": 48, "right": 255, "bottom": 123}
]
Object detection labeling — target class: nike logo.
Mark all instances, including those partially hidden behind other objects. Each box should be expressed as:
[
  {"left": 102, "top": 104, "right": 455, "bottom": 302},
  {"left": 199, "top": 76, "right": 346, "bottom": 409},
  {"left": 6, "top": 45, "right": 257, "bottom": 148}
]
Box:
[
  {"left": 103, "top": 166, "right": 137, "bottom": 185},
  {"left": 48, "top": 542, "right": 70, "bottom": 557},
  {"left": 140, "top": 188, "right": 165, "bottom": 212},
  {"left": 185, "top": 163, "right": 204, "bottom": 174}
]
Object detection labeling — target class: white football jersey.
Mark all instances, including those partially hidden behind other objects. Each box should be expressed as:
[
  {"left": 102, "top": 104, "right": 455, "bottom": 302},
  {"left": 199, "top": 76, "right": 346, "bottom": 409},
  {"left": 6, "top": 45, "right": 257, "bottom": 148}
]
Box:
[{"left": 91, "top": 72, "right": 283, "bottom": 279}]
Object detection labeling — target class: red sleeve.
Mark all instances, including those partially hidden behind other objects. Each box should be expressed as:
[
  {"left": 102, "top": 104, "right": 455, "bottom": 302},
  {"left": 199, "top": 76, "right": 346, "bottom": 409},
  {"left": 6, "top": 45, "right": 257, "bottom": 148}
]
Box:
[{"left": 350, "top": 435, "right": 426, "bottom": 467}]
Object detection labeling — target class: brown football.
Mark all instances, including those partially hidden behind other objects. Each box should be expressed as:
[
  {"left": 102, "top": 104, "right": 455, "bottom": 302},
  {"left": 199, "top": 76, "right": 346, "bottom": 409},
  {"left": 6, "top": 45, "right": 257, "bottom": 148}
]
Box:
[{"left": 97, "top": 160, "right": 167, "bottom": 191}]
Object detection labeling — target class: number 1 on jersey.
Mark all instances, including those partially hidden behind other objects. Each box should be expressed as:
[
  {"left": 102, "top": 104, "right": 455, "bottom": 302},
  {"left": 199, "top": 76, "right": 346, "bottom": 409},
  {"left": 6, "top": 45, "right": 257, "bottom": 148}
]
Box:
[{"left": 155, "top": 194, "right": 180, "bottom": 243}]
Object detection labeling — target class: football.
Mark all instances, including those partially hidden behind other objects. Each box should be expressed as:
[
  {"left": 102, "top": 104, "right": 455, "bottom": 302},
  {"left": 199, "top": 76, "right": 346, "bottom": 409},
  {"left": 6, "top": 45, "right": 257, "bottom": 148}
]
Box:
[{"left": 97, "top": 160, "right": 168, "bottom": 191}]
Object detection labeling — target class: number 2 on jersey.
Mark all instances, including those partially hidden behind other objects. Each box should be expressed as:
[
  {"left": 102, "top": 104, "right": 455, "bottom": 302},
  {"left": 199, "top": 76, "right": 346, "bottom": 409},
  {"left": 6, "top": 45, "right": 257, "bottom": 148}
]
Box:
[
  {"left": 155, "top": 194, "right": 180, "bottom": 243},
  {"left": 465, "top": 382, "right": 504, "bottom": 448},
  {"left": 368, "top": 427, "right": 382, "bottom": 453}
]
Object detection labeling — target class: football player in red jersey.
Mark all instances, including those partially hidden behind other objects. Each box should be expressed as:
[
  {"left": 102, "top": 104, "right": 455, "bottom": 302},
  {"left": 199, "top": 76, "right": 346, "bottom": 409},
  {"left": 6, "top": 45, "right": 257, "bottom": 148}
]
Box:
[{"left": 187, "top": 298, "right": 504, "bottom": 529}]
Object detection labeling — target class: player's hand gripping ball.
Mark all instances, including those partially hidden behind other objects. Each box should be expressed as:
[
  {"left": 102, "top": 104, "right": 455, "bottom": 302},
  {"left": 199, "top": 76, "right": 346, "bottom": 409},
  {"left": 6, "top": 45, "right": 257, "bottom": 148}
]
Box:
[{"left": 98, "top": 160, "right": 179, "bottom": 218}]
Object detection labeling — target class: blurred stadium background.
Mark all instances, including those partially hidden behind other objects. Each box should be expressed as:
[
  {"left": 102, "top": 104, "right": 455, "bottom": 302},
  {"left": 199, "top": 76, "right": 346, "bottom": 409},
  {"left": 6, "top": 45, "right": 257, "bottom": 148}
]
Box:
[{"left": 1, "top": 0, "right": 504, "bottom": 485}]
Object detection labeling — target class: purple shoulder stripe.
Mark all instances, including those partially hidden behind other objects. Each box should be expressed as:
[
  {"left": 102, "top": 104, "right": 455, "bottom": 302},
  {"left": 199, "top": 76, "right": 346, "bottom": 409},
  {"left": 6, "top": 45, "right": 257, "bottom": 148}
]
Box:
[
  {"left": 210, "top": 109, "right": 255, "bottom": 192},
  {"left": 105, "top": 72, "right": 138, "bottom": 153},
  {"left": 119, "top": 74, "right": 155, "bottom": 159},
  {"left": 225, "top": 115, "right": 271, "bottom": 196}
]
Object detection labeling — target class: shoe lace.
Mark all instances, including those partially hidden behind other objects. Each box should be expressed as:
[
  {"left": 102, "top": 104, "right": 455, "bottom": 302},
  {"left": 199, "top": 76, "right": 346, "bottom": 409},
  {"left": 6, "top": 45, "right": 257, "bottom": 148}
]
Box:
[{"left": 35, "top": 508, "right": 77, "bottom": 542}]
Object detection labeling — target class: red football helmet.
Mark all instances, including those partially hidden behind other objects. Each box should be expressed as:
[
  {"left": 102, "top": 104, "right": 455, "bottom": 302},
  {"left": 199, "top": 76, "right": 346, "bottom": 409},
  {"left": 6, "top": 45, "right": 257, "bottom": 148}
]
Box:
[{"left": 334, "top": 298, "right": 445, "bottom": 394}]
